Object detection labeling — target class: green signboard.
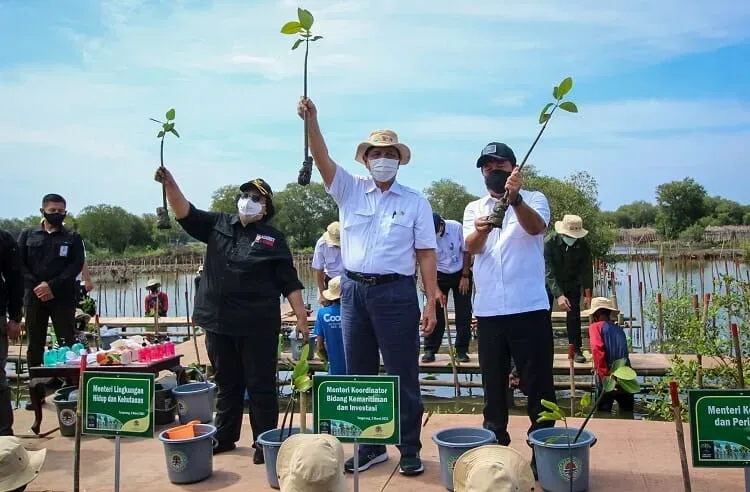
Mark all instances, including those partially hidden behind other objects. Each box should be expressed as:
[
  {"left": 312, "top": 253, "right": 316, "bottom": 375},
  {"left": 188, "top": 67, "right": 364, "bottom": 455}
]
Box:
[
  {"left": 313, "top": 375, "right": 400, "bottom": 445},
  {"left": 689, "top": 389, "right": 750, "bottom": 467},
  {"left": 82, "top": 372, "right": 155, "bottom": 438}
]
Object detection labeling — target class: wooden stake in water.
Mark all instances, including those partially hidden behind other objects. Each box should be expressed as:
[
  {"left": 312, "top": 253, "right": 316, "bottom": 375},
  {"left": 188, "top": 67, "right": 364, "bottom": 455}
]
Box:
[
  {"left": 694, "top": 294, "right": 703, "bottom": 389},
  {"left": 610, "top": 271, "right": 618, "bottom": 310},
  {"left": 638, "top": 281, "right": 645, "bottom": 351},
  {"left": 732, "top": 324, "right": 744, "bottom": 389},
  {"left": 669, "top": 381, "right": 692, "bottom": 492},
  {"left": 627, "top": 274, "right": 634, "bottom": 330},
  {"left": 657, "top": 293, "right": 664, "bottom": 351}
]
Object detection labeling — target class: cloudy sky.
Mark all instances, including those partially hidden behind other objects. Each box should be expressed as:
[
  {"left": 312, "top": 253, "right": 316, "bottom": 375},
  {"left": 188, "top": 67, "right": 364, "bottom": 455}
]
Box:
[{"left": 1, "top": 0, "right": 749, "bottom": 218}]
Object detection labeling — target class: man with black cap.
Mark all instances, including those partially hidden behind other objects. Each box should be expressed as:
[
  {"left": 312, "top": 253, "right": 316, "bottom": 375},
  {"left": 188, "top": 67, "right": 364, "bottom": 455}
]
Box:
[
  {"left": 155, "top": 167, "right": 309, "bottom": 464},
  {"left": 422, "top": 213, "right": 472, "bottom": 363},
  {"left": 463, "top": 142, "right": 556, "bottom": 478}
]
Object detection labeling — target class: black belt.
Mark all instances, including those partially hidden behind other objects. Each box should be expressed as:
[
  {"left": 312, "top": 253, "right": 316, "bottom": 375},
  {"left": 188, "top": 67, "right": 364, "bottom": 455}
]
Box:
[{"left": 345, "top": 270, "right": 405, "bottom": 286}]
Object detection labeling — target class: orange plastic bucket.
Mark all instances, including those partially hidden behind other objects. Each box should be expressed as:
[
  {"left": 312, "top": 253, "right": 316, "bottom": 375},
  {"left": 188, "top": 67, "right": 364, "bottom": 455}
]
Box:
[{"left": 165, "top": 420, "right": 201, "bottom": 440}]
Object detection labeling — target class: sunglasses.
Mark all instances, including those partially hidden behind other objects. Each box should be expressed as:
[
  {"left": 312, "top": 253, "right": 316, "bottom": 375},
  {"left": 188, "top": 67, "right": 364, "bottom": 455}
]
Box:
[{"left": 236, "top": 192, "right": 263, "bottom": 202}]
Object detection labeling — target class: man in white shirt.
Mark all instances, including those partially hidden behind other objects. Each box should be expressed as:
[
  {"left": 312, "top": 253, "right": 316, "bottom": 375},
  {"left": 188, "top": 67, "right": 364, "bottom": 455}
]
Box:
[
  {"left": 422, "top": 213, "right": 472, "bottom": 363},
  {"left": 311, "top": 221, "right": 343, "bottom": 305},
  {"left": 463, "top": 142, "right": 556, "bottom": 479},
  {"left": 298, "top": 97, "right": 438, "bottom": 477}
]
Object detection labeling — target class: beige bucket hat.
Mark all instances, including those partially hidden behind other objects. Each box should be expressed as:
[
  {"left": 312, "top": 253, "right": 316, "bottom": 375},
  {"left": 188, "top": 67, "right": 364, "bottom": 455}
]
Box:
[
  {"left": 453, "top": 445, "right": 534, "bottom": 492},
  {"left": 355, "top": 130, "right": 411, "bottom": 165},
  {"left": 0, "top": 437, "right": 46, "bottom": 492},
  {"left": 323, "top": 222, "right": 341, "bottom": 247},
  {"left": 146, "top": 278, "right": 161, "bottom": 288},
  {"left": 554, "top": 214, "right": 589, "bottom": 239},
  {"left": 322, "top": 276, "right": 342, "bottom": 301},
  {"left": 582, "top": 297, "right": 620, "bottom": 317},
  {"left": 277, "top": 433, "right": 347, "bottom": 492}
]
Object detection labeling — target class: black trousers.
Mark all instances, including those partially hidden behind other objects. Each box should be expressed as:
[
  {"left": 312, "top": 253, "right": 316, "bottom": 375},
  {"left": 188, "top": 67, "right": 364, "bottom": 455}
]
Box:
[
  {"left": 206, "top": 326, "right": 280, "bottom": 447},
  {"left": 24, "top": 297, "right": 76, "bottom": 368},
  {"left": 564, "top": 286, "right": 582, "bottom": 350},
  {"left": 0, "top": 319, "right": 13, "bottom": 436},
  {"left": 477, "top": 309, "right": 556, "bottom": 444},
  {"left": 424, "top": 271, "right": 472, "bottom": 354}
]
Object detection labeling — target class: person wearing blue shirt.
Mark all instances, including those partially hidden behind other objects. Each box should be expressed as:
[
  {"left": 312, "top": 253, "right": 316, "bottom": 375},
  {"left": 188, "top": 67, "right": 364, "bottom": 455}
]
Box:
[{"left": 315, "top": 276, "right": 345, "bottom": 375}]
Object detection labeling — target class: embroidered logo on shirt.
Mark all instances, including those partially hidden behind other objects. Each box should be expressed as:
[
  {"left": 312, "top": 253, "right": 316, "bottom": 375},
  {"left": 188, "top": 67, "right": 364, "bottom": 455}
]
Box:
[{"left": 257, "top": 235, "right": 276, "bottom": 247}]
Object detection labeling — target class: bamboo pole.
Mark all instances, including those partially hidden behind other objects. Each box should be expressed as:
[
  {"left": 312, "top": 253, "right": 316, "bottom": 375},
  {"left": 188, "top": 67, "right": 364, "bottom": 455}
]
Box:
[
  {"left": 638, "top": 281, "right": 646, "bottom": 351},
  {"left": 657, "top": 293, "right": 663, "bottom": 351},
  {"left": 610, "top": 271, "right": 618, "bottom": 310},
  {"left": 627, "top": 273, "right": 634, "bottom": 331},
  {"left": 568, "top": 344, "right": 576, "bottom": 417},
  {"left": 694, "top": 294, "right": 703, "bottom": 388},
  {"left": 443, "top": 303, "right": 461, "bottom": 399},
  {"left": 73, "top": 354, "right": 88, "bottom": 492},
  {"left": 669, "top": 381, "right": 692, "bottom": 492},
  {"left": 184, "top": 289, "right": 201, "bottom": 366},
  {"left": 732, "top": 324, "right": 744, "bottom": 389}
]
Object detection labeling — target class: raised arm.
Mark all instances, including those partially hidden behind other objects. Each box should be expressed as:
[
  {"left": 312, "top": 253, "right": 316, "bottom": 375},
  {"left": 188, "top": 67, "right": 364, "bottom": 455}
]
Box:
[
  {"left": 298, "top": 98, "right": 337, "bottom": 188},
  {"left": 154, "top": 167, "right": 190, "bottom": 219}
]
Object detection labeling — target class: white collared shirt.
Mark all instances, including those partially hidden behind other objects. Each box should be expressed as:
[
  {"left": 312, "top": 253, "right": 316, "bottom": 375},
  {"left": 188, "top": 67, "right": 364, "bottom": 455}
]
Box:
[
  {"left": 436, "top": 219, "right": 465, "bottom": 274},
  {"left": 326, "top": 164, "right": 436, "bottom": 276},
  {"left": 463, "top": 191, "right": 551, "bottom": 316},
  {"left": 311, "top": 235, "right": 344, "bottom": 278}
]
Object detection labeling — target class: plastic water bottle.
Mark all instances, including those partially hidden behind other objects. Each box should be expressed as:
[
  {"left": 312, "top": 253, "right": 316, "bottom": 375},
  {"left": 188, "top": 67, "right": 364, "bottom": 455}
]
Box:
[
  {"left": 56, "top": 346, "right": 70, "bottom": 364},
  {"left": 43, "top": 347, "right": 58, "bottom": 367},
  {"left": 71, "top": 343, "right": 85, "bottom": 354}
]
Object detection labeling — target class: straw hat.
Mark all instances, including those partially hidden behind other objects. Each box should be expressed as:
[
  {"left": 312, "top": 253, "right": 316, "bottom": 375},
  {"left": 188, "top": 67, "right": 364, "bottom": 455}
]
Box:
[
  {"left": 582, "top": 297, "right": 620, "bottom": 317},
  {"left": 322, "top": 276, "right": 342, "bottom": 301},
  {"left": 276, "top": 433, "right": 346, "bottom": 492},
  {"left": 453, "top": 445, "right": 534, "bottom": 492},
  {"left": 354, "top": 130, "right": 411, "bottom": 165},
  {"left": 0, "top": 437, "right": 46, "bottom": 492},
  {"left": 323, "top": 222, "right": 341, "bottom": 247},
  {"left": 146, "top": 278, "right": 160, "bottom": 288},
  {"left": 554, "top": 214, "right": 589, "bottom": 239}
]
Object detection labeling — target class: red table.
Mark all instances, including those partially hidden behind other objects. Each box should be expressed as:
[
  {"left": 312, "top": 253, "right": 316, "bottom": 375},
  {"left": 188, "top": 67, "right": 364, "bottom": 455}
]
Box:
[{"left": 28, "top": 355, "right": 184, "bottom": 435}]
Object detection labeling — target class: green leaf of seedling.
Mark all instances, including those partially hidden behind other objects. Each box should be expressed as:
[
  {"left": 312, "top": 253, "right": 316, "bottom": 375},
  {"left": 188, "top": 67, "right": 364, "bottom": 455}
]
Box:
[
  {"left": 164, "top": 122, "right": 174, "bottom": 132},
  {"left": 613, "top": 365, "right": 637, "bottom": 381},
  {"left": 618, "top": 378, "right": 641, "bottom": 394},
  {"left": 583, "top": 350, "right": 592, "bottom": 360},
  {"left": 541, "top": 399, "right": 560, "bottom": 413},
  {"left": 580, "top": 392, "right": 592, "bottom": 408},
  {"left": 552, "top": 86, "right": 560, "bottom": 100},
  {"left": 157, "top": 130, "right": 165, "bottom": 138},
  {"left": 294, "top": 375, "right": 312, "bottom": 393},
  {"left": 297, "top": 8, "right": 314, "bottom": 30},
  {"left": 559, "top": 101, "right": 578, "bottom": 113},
  {"left": 540, "top": 113, "right": 551, "bottom": 123},
  {"left": 537, "top": 415, "right": 557, "bottom": 423},
  {"left": 539, "top": 103, "right": 553, "bottom": 124},
  {"left": 558, "top": 77, "right": 573, "bottom": 97},
  {"left": 603, "top": 376, "right": 616, "bottom": 393},
  {"left": 281, "top": 21, "right": 302, "bottom": 34},
  {"left": 170, "top": 128, "right": 180, "bottom": 138},
  {"left": 166, "top": 108, "right": 175, "bottom": 121},
  {"left": 611, "top": 358, "right": 627, "bottom": 371},
  {"left": 292, "top": 38, "right": 303, "bottom": 50},
  {"left": 311, "top": 35, "right": 323, "bottom": 41}
]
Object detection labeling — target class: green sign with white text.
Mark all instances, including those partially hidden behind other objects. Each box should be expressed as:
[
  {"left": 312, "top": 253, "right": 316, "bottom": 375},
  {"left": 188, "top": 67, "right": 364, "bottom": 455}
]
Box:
[
  {"left": 83, "top": 372, "right": 155, "bottom": 438},
  {"left": 689, "top": 389, "right": 750, "bottom": 467},
  {"left": 313, "top": 375, "right": 400, "bottom": 445}
]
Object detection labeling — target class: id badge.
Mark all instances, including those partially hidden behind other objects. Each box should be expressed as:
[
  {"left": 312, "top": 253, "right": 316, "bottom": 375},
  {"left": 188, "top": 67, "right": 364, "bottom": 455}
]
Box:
[{"left": 59, "top": 245, "right": 69, "bottom": 257}]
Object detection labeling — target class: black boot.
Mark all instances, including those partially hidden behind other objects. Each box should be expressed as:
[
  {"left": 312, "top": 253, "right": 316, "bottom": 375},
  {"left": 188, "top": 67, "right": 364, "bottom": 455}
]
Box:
[{"left": 0, "top": 389, "right": 13, "bottom": 436}]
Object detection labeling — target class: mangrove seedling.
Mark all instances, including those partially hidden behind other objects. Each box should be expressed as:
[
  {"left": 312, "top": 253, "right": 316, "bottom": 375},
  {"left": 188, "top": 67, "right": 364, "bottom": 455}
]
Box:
[
  {"left": 150, "top": 108, "right": 180, "bottom": 229},
  {"left": 281, "top": 8, "right": 323, "bottom": 186},
  {"left": 488, "top": 77, "right": 579, "bottom": 228},
  {"left": 537, "top": 359, "right": 640, "bottom": 491},
  {"left": 280, "top": 343, "right": 313, "bottom": 440}
]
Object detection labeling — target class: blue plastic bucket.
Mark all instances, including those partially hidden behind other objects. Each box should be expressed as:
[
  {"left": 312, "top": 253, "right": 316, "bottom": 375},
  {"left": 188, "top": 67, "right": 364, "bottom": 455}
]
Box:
[
  {"left": 432, "top": 427, "right": 497, "bottom": 490},
  {"left": 257, "top": 427, "right": 301, "bottom": 489},
  {"left": 158, "top": 423, "right": 217, "bottom": 484},
  {"left": 528, "top": 427, "right": 596, "bottom": 492},
  {"left": 171, "top": 382, "right": 216, "bottom": 424}
]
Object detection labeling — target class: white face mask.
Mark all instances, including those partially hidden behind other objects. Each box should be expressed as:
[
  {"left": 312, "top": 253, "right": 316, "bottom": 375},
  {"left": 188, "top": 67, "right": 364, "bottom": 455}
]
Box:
[
  {"left": 562, "top": 235, "right": 578, "bottom": 246},
  {"left": 368, "top": 158, "right": 399, "bottom": 183},
  {"left": 237, "top": 198, "right": 263, "bottom": 217}
]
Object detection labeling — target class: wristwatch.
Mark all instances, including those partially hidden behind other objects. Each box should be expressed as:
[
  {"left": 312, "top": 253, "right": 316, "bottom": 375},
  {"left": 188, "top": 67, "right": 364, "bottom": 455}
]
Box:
[{"left": 510, "top": 193, "right": 523, "bottom": 207}]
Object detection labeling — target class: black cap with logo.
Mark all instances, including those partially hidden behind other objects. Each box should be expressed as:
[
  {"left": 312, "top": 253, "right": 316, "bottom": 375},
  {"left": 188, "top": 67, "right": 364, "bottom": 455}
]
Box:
[{"left": 476, "top": 142, "right": 517, "bottom": 168}]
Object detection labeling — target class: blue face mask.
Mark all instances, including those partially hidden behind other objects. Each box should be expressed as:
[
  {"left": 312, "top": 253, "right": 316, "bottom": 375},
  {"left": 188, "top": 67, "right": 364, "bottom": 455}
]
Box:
[{"left": 562, "top": 235, "right": 577, "bottom": 246}]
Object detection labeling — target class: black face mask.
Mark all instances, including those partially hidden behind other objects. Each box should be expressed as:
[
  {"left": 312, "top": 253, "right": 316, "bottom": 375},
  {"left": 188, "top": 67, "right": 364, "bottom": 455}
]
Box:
[
  {"left": 484, "top": 170, "right": 510, "bottom": 194},
  {"left": 44, "top": 212, "right": 66, "bottom": 227}
]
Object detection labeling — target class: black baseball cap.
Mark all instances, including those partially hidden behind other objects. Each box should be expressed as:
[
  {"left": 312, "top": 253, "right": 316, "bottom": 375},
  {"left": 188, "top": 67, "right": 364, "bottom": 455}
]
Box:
[
  {"left": 476, "top": 142, "right": 517, "bottom": 168},
  {"left": 239, "top": 178, "right": 275, "bottom": 221}
]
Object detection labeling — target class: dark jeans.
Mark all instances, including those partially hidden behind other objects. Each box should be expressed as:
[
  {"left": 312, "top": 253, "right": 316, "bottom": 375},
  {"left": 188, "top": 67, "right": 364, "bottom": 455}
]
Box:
[
  {"left": 565, "top": 286, "right": 582, "bottom": 350},
  {"left": 206, "top": 327, "right": 279, "bottom": 447},
  {"left": 24, "top": 297, "right": 76, "bottom": 368},
  {"left": 424, "top": 271, "right": 472, "bottom": 354},
  {"left": 477, "top": 309, "right": 556, "bottom": 445},
  {"left": 0, "top": 319, "right": 13, "bottom": 436},
  {"left": 341, "top": 275, "right": 423, "bottom": 456}
]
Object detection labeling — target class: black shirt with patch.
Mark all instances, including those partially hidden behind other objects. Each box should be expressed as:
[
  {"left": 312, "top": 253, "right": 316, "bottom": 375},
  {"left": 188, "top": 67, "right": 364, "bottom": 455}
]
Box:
[
  {"left": 18, "top": 224, "right": 85, "bottom": 307},
  {"left": 177, "top": 204, "right": 304, "bottom": 335}
]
